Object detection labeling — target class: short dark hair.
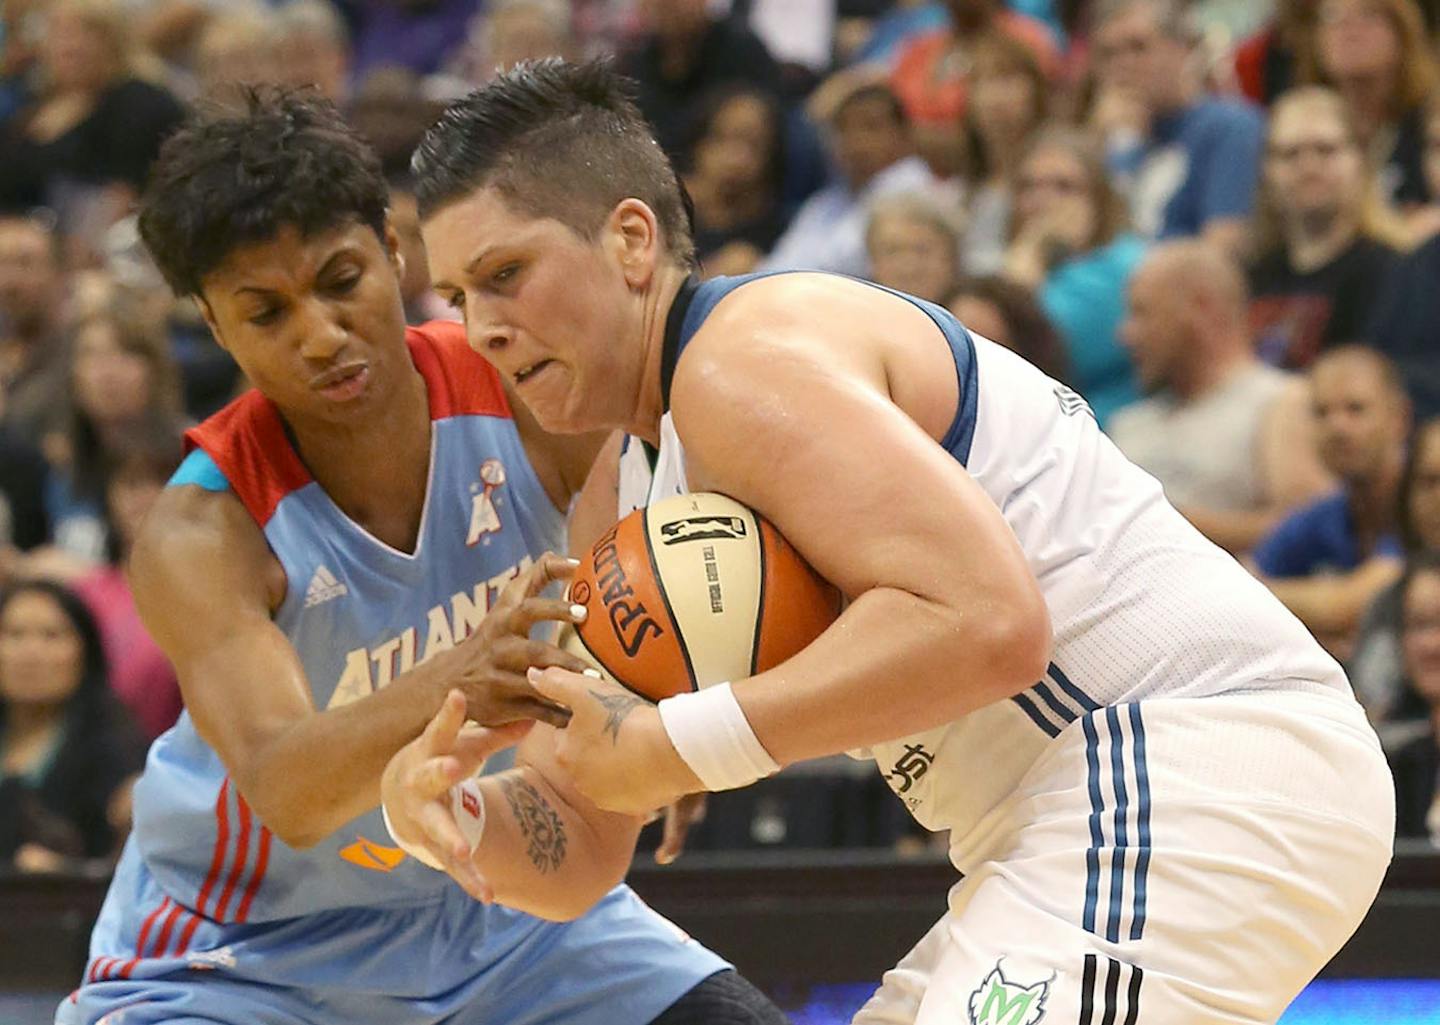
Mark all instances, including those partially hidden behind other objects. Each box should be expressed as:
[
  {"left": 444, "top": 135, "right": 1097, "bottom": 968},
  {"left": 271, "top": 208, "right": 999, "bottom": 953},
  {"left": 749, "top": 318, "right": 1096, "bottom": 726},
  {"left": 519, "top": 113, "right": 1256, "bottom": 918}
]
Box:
[
  {"left": 138, "top": 87, "right": 390, "bottom": 298},
  {"left": 412, "top": 57, "right": 695, "bottom": 267}
]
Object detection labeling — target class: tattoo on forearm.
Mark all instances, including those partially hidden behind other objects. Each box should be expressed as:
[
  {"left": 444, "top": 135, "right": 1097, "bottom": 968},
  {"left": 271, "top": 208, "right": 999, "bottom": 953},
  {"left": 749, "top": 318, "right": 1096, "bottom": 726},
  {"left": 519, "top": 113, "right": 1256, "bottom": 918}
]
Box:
[
  {"left": 590, "top": 688, "right": 645, "bottom": 744},
  {"left": 499, "top": 776, "right": 566, "bottom": 873}
]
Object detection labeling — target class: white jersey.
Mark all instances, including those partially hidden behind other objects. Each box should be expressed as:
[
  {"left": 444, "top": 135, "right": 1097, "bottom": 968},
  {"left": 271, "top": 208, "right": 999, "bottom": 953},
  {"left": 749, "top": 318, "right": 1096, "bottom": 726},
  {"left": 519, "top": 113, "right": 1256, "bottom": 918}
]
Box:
[{"left": 619, "top": 273, "right": 1351, "bottom": 864}]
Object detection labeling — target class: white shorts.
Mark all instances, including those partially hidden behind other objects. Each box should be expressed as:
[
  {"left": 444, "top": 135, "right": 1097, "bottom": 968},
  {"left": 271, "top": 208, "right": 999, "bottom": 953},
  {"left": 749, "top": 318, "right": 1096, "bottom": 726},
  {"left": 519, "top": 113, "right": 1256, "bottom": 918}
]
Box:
[{"left": 853, "top": 688, "right": 1395, "bottom": 1025}]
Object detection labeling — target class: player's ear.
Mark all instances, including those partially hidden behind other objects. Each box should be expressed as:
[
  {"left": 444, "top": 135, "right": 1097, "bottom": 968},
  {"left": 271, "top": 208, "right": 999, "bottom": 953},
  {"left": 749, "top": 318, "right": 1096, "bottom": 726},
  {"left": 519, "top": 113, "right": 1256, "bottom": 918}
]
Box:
[
  {"left": 383, "top": 223, "right": 406, "bottom": 280},
  {"left": 609, "top": 198, "right": 659, "bottom": 288},
  {"left": 195, "top": 296, "right": 230, "bottom": 353}
]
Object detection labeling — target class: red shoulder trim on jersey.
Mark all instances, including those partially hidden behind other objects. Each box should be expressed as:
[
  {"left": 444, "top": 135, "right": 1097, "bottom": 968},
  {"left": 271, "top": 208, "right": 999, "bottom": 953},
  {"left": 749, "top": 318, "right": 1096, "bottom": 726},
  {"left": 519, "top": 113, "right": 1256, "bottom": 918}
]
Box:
[
  {"left": 406, "top": 320, "right": 513, "bottom": 421},
  {"left": 185, "top": 391, "right": 312, "bottom": 527}
]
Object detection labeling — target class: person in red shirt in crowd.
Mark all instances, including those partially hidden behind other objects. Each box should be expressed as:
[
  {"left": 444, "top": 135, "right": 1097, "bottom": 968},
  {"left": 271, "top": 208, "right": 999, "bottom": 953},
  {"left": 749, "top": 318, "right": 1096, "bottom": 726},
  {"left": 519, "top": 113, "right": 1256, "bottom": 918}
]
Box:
[{"left": 890, "top": 0, "right": 1058, "bottom": 175}]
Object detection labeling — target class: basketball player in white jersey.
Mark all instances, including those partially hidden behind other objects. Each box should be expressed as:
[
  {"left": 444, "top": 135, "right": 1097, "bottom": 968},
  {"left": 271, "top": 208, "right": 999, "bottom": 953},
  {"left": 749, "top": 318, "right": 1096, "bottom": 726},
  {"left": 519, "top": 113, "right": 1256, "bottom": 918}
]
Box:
[{"left": 386, "top": 59, "right": 1395, "bottom": 1024}]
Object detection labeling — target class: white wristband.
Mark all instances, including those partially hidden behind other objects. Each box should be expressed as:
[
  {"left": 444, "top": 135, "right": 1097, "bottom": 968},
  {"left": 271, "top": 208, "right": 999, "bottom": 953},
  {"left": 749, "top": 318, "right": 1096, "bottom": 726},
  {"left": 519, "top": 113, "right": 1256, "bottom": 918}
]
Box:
[
  {"left": 658, "top": 682, "right": 780, "bottom": 791},
  {"left": 381, "top": 777, "right": 486, "bottom": 871}
]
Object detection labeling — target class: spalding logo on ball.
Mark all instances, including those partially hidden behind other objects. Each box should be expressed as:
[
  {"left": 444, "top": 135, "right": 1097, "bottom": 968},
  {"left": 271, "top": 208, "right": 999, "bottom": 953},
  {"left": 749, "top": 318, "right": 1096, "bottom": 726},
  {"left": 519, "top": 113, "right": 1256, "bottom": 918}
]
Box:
[{"left": 563, "top": 492, "right": 843, "bottom": 702}]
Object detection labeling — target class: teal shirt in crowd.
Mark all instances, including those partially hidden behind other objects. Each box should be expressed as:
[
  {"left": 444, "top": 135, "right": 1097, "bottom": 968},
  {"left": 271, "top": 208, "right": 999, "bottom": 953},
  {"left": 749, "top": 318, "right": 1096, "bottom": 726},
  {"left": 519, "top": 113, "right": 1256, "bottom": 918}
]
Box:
[{"left": 1040, "top": 234, "right": 1147, "bottom": 427}]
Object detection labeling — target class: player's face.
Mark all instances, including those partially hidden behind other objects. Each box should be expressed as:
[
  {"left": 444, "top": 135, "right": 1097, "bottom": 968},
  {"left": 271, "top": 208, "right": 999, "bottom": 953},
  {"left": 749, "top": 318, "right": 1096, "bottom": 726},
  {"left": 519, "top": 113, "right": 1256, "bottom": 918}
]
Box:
[
  {"left": 1402, "top": 570, "right": 1440, "bottom": 703},
  {"left": 422, "top": 187, "right": 641, "bottom": 435},
  {"left": 197, "top": 220, "right": 410, "bottom": 427},
  {"left": 0, "top": 591, "right": 84, "bottom": 707},
  {"left": 1310, "top": 360, "right": 1404, "bottom": 479}
]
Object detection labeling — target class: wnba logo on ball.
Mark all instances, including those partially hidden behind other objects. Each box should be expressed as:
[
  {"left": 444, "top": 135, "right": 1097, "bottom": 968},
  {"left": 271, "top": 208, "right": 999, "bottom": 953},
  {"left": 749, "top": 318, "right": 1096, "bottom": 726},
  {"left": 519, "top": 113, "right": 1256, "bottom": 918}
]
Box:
[
  {"left": 659, "top": 515, "right": 748, "bottom": 545},
  {"left": 591, "top": 524, "right": 665, "bottom": 657}
]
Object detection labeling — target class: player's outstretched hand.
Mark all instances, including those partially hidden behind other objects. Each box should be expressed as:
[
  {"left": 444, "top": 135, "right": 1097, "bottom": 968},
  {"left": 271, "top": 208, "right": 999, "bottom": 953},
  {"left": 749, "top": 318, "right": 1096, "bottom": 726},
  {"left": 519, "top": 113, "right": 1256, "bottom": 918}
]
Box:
[
  {"left": 448, "top": 552, "right": 593, "bottom": 728},
  {"left": 382, "top": 689, "right": 532, "bottom": 902},
  {"left": 527, "top": 667, "right": 703, "bottom": 818},
  {"left": 655, "top": 794, "right": 707, "bottom": 865}
]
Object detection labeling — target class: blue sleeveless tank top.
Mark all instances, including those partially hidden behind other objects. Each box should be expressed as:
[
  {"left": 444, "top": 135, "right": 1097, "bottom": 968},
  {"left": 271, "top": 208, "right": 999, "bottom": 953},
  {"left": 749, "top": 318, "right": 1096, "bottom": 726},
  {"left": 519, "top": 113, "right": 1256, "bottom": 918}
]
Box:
[{"left": 131, "top": 322, "right": 568, "bottom": 922}]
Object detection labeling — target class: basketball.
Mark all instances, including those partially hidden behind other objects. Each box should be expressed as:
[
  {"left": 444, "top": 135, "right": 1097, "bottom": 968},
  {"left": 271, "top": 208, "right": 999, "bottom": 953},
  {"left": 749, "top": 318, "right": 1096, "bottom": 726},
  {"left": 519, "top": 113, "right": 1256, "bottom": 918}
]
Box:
[{"left": 563, "top": 492, "right": 843, "bottom": 701}]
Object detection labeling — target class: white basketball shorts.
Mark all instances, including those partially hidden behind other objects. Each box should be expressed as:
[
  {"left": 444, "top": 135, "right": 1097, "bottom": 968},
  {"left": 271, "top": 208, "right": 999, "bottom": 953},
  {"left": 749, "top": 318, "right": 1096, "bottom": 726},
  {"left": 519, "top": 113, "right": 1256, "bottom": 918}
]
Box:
[{"left": 853, "top": 687, "right": 1395, "bottom": 1025}]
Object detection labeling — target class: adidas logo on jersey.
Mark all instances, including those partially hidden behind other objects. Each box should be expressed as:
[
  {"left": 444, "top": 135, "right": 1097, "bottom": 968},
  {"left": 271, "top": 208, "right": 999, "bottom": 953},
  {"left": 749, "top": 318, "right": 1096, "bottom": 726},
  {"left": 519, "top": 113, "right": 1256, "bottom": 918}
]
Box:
[{"left": 304, "top": 565, "right": 348, "bottom": 608}]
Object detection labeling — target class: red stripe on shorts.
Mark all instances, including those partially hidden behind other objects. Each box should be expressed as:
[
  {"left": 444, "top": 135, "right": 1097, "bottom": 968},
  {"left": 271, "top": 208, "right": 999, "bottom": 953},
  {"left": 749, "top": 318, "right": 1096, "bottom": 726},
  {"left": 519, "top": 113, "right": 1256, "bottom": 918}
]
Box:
[
  {"left": 148, "top": 901, "right": 184, "bottom": 960},
  {"left": 212, "top": 793, "right": 252, "bottom": 921},
  {"left": 172, "top": 909, "right": 204, "bottom": 958},
  {"left": 235, "top": 824, "right": 273, "bottom": 923},
  {"left": 194, "top": 778, "right": 231, "bottom": 918},
  {"left": 115, "top": 898, "right": 172, "bottom": 979}
]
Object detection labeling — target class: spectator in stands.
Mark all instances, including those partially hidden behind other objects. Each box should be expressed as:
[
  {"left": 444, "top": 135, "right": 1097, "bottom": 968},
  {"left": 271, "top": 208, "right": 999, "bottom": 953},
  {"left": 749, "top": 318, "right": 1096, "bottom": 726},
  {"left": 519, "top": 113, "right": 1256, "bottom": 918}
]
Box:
[
  {"left": 347, "top": 0, "right": 473, "bottom": 82},
  {"left": 1368, "top": 93, "right": 1440, "bottom": 420},
  {"left": 960, "top": 32, "right": 1051, "bottom": 275},
  {"left": 40, "top": 305, "right": 184, "bottom": 563},
  {"left": 618, "top": 0, "right": 784, "bottom": 161},
  {"left": 0, "top": 212, "right": 69, "bottom": 444},
  {"left": 1091, "top": 0, "right": 1265, "bottom": 254},
  {"left": 0, "top": 407, "right": 50, "bottom": 556},
  {"left": 482, "top": 0, "right": 577, "bottom": 74},
  {"left": 192, "top": 9, "right": 281, "bottom": 101},
  {"left": 0, "top": 578, "right": 144, "bottom": 872},
  {"left": 1002, "top": 127, "right": 1144, "bottom": 425},
  {"left": 1350, "top": 417, "right": 1440, "bottom": 740},
  {"left": 763, "top": 81, "right": 936, "bottom": 277},
  {"left": 889, "top": 0, "right": 1059, "bottom": 176},
  {"left": 865, "top": 192, "right": 963, "bottom": 303},
  {"left": 348, "top": 68, "right": 443, "bottom": 178},
  {"left": 275, "top": 0, "right": 351, "bottom": 107},
  {"left": 0, "top": 0, "right": 185, "bottom": 219},
  {"left": 386, "top": 176, "right": 447, "bottom": 326},
  {"left": 1111, "top": 241, "right": 1333, "bottom": 554},
  {"left": 946, "top": 274, "right": 1073, "bottom": 383},
  {"left": 1248, "top": 87, "right": 1405, "bottom": 371},
  {"left": 1311, "top": 0, "right": 1438, "bottom": 208},
  {"left": 1232, "top": 0, "right": 1321, "bottom": 107},
  {"left": 1389, "top": 551, "right": 1440, "bottom": 839},
  {"left": 67, "top": 426, "right": 182, "bottom": 739},
  {"left": 684, "top": 86, "right": 790, "bottom": 278},
  {"left": 1251, "top": 345, "right": 1410, "bottom": 658}
]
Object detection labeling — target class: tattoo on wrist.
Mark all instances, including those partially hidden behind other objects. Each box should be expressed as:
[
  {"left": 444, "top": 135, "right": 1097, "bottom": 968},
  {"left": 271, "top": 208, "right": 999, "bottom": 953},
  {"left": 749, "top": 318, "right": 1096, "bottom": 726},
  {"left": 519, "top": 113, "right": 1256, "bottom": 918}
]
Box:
[
  {"left": 590, "top": 688, "right": 645, "bottom": 744},
  {"left": 499, "top": 776, "right": 566, "bottom": 873}
]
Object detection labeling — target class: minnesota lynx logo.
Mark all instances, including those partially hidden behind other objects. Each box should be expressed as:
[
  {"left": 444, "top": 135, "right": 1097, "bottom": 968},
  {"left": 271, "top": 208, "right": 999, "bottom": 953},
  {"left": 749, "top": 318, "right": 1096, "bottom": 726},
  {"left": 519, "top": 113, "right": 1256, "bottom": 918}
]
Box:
[{"left": 968, "top": 962, "right": 1050, "bottom": 1025}]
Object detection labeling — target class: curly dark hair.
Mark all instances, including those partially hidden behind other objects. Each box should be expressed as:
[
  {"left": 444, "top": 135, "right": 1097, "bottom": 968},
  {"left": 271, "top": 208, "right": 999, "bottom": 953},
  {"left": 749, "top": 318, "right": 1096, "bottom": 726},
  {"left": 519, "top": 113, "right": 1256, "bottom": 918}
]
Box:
[
  {"left": 412, "top": 57, "right": 695, "bottom": 267},
  {"left": 138, "top": 86, "right": 390, "bottom": 298}
]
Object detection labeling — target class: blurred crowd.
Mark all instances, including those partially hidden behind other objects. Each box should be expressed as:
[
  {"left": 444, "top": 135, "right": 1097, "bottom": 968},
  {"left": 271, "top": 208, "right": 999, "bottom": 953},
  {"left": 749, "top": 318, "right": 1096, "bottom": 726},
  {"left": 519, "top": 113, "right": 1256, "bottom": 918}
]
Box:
[{"left": 3, "top": 0, "right": 1440, "bottom": 872}]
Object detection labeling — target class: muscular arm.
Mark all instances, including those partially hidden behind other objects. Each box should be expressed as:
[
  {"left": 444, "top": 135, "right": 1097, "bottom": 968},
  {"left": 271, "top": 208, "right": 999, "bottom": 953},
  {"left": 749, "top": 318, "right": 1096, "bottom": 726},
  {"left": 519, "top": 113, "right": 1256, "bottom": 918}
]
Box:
[
  {"left": 465, "top": 723, "right": 642, "bottom": 920},
  {"left": 133, "top": 486, "right": 575, "bottom": 849},
  {"left": 671, "top": 285, "right": 1052, "bottom": 765}
]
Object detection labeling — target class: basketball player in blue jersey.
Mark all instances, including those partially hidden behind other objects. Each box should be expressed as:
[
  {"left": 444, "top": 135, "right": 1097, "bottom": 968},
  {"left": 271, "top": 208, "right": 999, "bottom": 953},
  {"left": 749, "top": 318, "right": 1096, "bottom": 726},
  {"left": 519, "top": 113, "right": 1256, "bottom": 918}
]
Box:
[
  {"left": 392, "top": 59, "right": 1397, "bottom": 1024},
  {"left": 58, "top": 90, "right": 787, "bottom": 1025}
]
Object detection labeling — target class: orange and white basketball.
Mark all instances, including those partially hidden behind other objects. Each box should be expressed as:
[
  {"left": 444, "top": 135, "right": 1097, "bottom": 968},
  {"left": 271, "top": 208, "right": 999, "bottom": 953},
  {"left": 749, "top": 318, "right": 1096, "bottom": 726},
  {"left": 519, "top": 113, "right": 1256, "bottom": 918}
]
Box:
[{"left": 565, "top": 492, "right": 843, "bottom": 701}]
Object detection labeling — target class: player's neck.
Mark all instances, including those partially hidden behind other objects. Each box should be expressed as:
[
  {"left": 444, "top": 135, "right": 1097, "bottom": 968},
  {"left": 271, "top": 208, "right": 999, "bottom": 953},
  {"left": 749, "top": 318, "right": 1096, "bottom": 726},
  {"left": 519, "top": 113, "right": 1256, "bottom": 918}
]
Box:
[
  {"left": 285, "top": 362, "right": 434, "bottom": 548},
  {"left": 625, "top": 265, "right": 689, "bottom": 445}
]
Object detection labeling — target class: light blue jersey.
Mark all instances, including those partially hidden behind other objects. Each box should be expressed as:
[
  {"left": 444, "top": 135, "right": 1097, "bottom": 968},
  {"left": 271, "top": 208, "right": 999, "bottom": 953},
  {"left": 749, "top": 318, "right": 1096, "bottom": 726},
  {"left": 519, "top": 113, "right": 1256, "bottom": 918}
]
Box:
[{"left": 61, "top": 323, "right": 725, "bottom": 1025}]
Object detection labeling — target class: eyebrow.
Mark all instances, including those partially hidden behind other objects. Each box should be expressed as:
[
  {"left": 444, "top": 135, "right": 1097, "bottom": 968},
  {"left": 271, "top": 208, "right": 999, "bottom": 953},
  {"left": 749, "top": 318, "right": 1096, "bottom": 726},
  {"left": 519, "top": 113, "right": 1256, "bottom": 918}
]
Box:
[
  {"left": 432, "top": 245, "right": 499, "bottom": 293},
  {"left": 231, "top": 248, "right": 361, "bottom": 296}
]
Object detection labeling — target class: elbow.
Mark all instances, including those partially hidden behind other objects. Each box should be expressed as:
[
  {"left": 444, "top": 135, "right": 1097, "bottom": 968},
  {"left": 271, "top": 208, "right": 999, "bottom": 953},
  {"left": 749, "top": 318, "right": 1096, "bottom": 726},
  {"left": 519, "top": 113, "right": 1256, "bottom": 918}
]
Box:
[{"left": 980, "top": 589, "right": 1053, "bottom": 700}]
